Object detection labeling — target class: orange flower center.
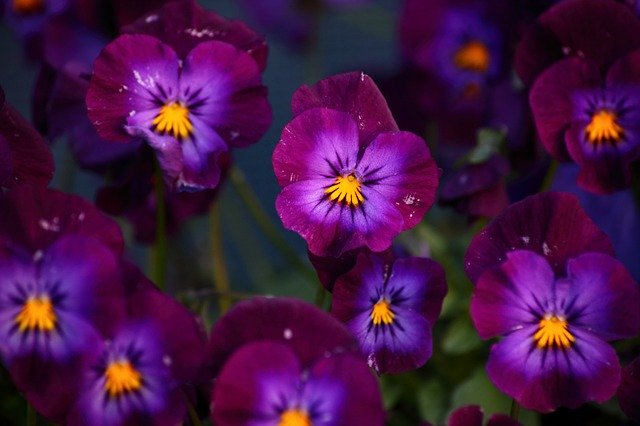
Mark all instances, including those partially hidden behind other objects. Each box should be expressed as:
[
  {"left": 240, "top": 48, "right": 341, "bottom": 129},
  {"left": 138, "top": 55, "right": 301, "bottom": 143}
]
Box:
[
  {"left": 278, "top": 409, "right": 312, "bottom": 426},
  {"left": 325, "top": 173, "right": 364, "bottom": 207},
  {"left": 13, "top": 0, "right": 44, "bottom": 14},
  {"left": 152, "top": 101, "right": 193, "bottom": 140},
  {"left": 370, "top": 299, "right": 395, "bottom": 326},
  {"left": 533, "top": 315, "right": 575, "bottom": 350},
  {"left": 15, "top": 296, "right": 57, "bottom": 333},
  {"left": 584, "top": 109, "right": 624, "bottom": 145},
  {"left": 454, "top": 40, "right": 491, "bottom": 73},
  {"left": 104, "top": 360, "right": 143, "bottom": 398}
]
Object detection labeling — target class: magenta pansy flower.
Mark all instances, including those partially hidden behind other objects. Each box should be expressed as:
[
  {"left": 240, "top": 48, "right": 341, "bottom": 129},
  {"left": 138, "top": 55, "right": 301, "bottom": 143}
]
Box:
[
  {"left": 331, "top": 253, "right": 447, "bottom": 374},
  {"left": 87, "top": 17, "right": 271, "bottom": 191},
  {"left": 470, "top": 250, "right": 640, "bottom": 412},
  {"left": 273, "top": 72, "right": 439, "bottom": 257}
]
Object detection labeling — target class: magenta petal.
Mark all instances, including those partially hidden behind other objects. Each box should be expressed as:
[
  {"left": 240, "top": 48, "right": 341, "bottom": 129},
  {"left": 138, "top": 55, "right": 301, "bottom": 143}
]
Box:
[
  {"left": 357, "top": 130, "right": 439, "bottom": 230},
  {"left": 273, "top": 108, "right": 360, "bottom": 187},
  {"left": 606, "top": 48, "right": 640, "bottom": 86},
  {"left": 180, "top": 40, "right": 271, "bottom": 148},
  {"left": 448, "top": 405, "right": 484, "bottom": 426},
  {"left": 87, "top": 34, "right": 180, "bottom": 143},
  {"left": 487, "top": 327, "right": 621, "bottom": 412},
  {"left": 464, "top": 192, "right": 615, "bottom": 284},
  {"left": 529, "top": 58, "right": 601, "bottom": 161},
  {"left": 291, "top": 72, "right": 398, "bottom": 145},
  {"left": 471, "top": 251, "right": 555, "bottom": 338},
  {"left": 561, "top": 253, "right": 640, "bottom": 340}
]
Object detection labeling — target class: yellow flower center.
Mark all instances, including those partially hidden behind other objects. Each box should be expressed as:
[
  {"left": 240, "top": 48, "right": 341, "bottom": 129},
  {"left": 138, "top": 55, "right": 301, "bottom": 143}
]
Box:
[
  {"left": 12, "top": 0, "right": 44, "bottom": 14},
  {"left": 325, "top": 174, "right": 364, "bottom": 207},
  {"left": 584, "top": 109, "right": 624, "bottom": 145},
  {"left": 104, "top": 360, "right": 143, "bottom": 398},
  {"left": 533, "top": 315, "right": 575, "bottom": 350},
  {"left": 454, "top": 40, "right": 491, "bottom": 73},
  {"left": 15, "top": 296, "right": 57, "bottom": 333},
  {"left": 278, "top": 409, "right": 312, "bottom": 426},
  {"left": 152, "top": 101, "right": 193, "bottom": 140},
  {"left": 370, "top": 299, "right": 395, "bottom": 326}
]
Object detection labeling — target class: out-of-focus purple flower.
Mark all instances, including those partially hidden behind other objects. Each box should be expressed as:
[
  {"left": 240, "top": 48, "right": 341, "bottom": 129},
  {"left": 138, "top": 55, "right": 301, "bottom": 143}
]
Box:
[
  {"left": 440, "top": 154, "right": 510, "bottom": 218},
  {"left": 617, "top": 355, "right": 640, "bottom": 422},
  {"left": 515, "top": 0, "right": 640, "bottom": 87},
  {"left": 87, "top": 22, "right": 271, "bottom": 191},
  {"left": 464, "top": 191, "right": 614, "bottom": 284},
  {"left": 274, "top": 72, "right": 439, "bottom": 257},
  {"left": 448, "top": 405, "right": 520, "bottom": 426},
  {"left": 331, "top": 253, "right": 447, "bottom": 374},
  {"left": 0, "top": 185, "right": 124, "bottom": 257},
  {"left": 470, "top": 250, "right": 640, "bottom": 412},
  {"left": 0, "top": 234, "right": 126, "bottom": 421},
  {"left": 1, "top": 0, "right": 70, "bottom": 37},
  {"left": 208, "top": 297, "right": 359, "bottom": 378},
  {"left": 530, "top": 52, "right": 640, "bottom": 193},
  {"left": 212, "top": 341, "right": 384, "bottom": 425},
  {"left": 0, "top": 86, "right": 54, "bottom": 189}
]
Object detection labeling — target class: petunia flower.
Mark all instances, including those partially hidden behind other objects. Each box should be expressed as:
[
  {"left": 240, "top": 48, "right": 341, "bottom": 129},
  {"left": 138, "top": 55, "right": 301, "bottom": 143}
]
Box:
[
  {"left": 530, "top": 51, "right": 640, "bottom": 193},
  {"left": 87, "top": 19, "right": 271, "bottom": 191},
  {"left": 273, "top": 72, "right": 439, "bottom": 257},
  {"left": 617, "top": 355, "right": 640, "bottom": 422},
  {"left": 515, "top": 0, "right": 640, "bottom": 87},
  {"left": 0, "top": 86, "right": 54, "bottom": 189},
  {"left": 212, "top": 341, "right": 384, "bottom": 425},
  {"left": 470, "top": 250, "right": 640, "bottom": 411},
  {"left": 331, "top": 253, "right": 447, "bottom": 374},
  {"left": 464, "top": 191, "right": 614, "bottom": 284}
]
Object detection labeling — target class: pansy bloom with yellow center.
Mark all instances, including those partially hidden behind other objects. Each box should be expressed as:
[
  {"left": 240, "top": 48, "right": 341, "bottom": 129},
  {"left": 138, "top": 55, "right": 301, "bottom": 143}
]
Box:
[
  {"left": 331, "top": 253, "right": 447, "bottom": 374},
  {"left": 530, "top": 51, "right": 640, "bottom": 193},
  {"left": 87, "top": 28, "right": 271, "bottom": 191},
  {"left": 470, "top": 250, "right": 640, "bottom": 412},
  {"left": 273, "top": 72, "right": 439, "bottom": 257}
]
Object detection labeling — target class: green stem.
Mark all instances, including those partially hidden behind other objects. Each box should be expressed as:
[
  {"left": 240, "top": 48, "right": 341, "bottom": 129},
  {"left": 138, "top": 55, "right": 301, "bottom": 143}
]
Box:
[
  {"left": 539, "top": 159, "right": 558, "bottom": 192},
  {"left": 229, "top": 167, "right": 313, "bottom": 281},
  {"left": 510, "top": 399, "right": 520, "bottom": 421},
  {"left": 210, "top": 201, "right": 231, "bottom": 315},
  {"left": 315, "top": 283, "right": 327, "bottom": 309},
  {"left": 182, "top": 391, "right": 203, "bottom": 426},
  {"left": 151, "top": 158, "right": 168, "bottom": 290},
  {"left": 26, "top": 403, "right": 35, "bottom": 426}
]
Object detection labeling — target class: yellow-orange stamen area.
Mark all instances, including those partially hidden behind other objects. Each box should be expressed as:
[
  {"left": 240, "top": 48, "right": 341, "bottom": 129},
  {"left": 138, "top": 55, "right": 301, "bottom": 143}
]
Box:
[
  {"left": 370, "top": 299, "right": 395, "bottom": 326},
  {"left": 584, "top": 109, "right": 624, "bottom": 145},
  {"left": 454, "top": 40, "right": 491, "bottom": 73},
  {"left": 325, "top": 173, "right": 364, "bottom": 207},
  {"left": 104, "top": 360, "right": 143, "bottom": 398},
  {"left": 278, "top": 409, "right": 312, "bottom": 426},
  {"left": 533, "top": 315, "right": 575, "bottom": 350},
  {"left": 152, "top": 101, "right": 193, "bottom": 140},
  {"left": 13, "top": 0, "right": 44, "bottom": 14},
  {"left": 15, "top": 296, "right": 57, "bottom": 333}
]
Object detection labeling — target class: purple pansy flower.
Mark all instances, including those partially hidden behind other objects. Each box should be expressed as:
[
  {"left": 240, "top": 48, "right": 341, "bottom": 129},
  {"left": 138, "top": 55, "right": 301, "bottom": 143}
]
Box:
[
  {"left": 212, "top": 341, "right": 384, "bottom": 426},
  {"left": 1, "top": 0, "right": 70, "bottom": 37},
  {"left": 464, "top": 191, "right": 615, "bottom": 284},
  {"left": 515, "top": 0, "right": 640, "bottom": 87},
  {"left": 331, "top": 253, "right": 447, "bottom": 374},
  {"left": 273, "top": 72, "right": 439, "bottom": 257},
  {"left": 617, "top": 355, "right": 640, "bottom": 422},
  {"left": 470, "top": 250, "right": 640, "bottom": 411},
  {"left": 87, "top": 20, "right": 271, "bottom": 191},
  {"left": 0, "top": 86, "right": 54, "bottom": 189},
  {"left": 530, "top": 52, "right": 640, "bottom": 193},
  {"left": 447, "top": 405, "right": 520, "bottom": 426}
]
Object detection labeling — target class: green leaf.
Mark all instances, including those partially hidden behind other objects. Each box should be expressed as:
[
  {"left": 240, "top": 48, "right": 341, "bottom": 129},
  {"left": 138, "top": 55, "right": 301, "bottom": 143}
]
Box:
[
  {"left": 417, "top": 379, "right": 448, "bottom": 424},
  {"left": 442, "top": 316, "right": 483, "bottom": 355}
]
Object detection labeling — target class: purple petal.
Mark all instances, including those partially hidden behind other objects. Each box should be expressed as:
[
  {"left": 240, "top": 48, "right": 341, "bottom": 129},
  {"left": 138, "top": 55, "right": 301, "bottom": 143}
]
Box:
[
  {"left": 464, "top": 192, "right": 615, "bottom": 284},
  {"left": 529, "top": 57, "right": 601, "bottom": 161},
  {"left": 291, "top": 72, "right": 398, "bottom": 145},
  {"left": 448, "top": 405, "right": 483, "bottom": 426},
  {"left": 87, "top": 34, "right": 180, "bottom": 143},
  {"left": 559, "top": 253, "right": 640, "bottom": 340},
  {"left": 273, "top": 108, "right": 360, "bottom": 187},
  {"left": 471, "top": 251, "right": 555, "bottom": 338},
  {"left": 180, "top": 40, "right": 271, "bottom": 148},
  {"left": 486, "top": 327, "right": 621, "bottom": 412},
  {"left": 617, "top": 355, "right": 640, "bottom": 422},
  {"left": 357, "top": 130, "right": 439, "bottom": 230}
]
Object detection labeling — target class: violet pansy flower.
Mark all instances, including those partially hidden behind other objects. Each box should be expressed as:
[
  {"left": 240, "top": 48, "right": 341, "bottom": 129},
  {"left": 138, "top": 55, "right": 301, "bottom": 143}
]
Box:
[
  {"left": 331, "top": 253, "right": 447, "bottom": 374},
  {"left": 273, "top": 72, "right": 439, "bottom": 257},
  {"left": 470, "top": 250, "right": 640, "bottom": 411},
  {"left": 87, "top": 30, "right": 271, "bottom": 191},
  {"left": 212, "top": 341, "right": 384, "bottom": 426}
]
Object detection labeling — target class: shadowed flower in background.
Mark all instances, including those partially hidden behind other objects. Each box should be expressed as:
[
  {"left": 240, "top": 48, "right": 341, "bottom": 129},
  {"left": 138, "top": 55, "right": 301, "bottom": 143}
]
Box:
[
  {"left": 617, "top": 355, "right": 640, "bottom": 423},
  {"left": 331, "top": 252, "right": 447, "bottom": 374},
  {"left": 446, "top": 405, "right": 520, "bottom": 426},
  {"left": 274, "top": 72, "right": 439, "bottom": 257}
]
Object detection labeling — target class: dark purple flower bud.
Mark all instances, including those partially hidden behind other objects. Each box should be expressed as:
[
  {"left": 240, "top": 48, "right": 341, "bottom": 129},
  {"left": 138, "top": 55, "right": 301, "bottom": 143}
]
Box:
[
  {"left": 331, "top": 253, "right": 447, "bottom": 374},
  {"left": 448, "top": 405, "right": 520, "bottom": 426}
]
